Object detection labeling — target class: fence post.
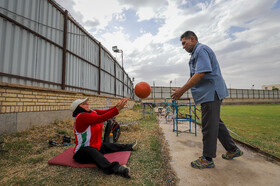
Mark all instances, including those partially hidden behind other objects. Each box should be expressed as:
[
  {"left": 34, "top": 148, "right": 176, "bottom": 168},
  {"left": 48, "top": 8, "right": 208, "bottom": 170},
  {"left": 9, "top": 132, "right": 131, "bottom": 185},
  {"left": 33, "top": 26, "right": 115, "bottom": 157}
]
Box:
[
  {"left": 123, "top": 70, "right": 125, "bottom": 98},
  {"left": 153, "top": 82, "right": 155, "bottom": 102},
  {"left": 61, "top": 10, "right": 68, "bottom": 90},
  {"left": 130, "top": 80, "right": 133, "bottom": 99},
  {"left": 151, "top": 85, "right": 153, "bottom": 100},
  {"left": 114, "top": 61, "right": 117, "bottom": 97},
  {"left": 98, "top": 42, "right": 101, "bottom": 95}
]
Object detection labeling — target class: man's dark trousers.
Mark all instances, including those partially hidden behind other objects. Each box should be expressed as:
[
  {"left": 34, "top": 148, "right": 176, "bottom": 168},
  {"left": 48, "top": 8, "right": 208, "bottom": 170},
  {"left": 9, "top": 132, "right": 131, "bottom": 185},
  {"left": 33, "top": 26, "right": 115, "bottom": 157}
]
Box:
[{"left": 201, "top": 93, "right": 237, "bottom": 158}]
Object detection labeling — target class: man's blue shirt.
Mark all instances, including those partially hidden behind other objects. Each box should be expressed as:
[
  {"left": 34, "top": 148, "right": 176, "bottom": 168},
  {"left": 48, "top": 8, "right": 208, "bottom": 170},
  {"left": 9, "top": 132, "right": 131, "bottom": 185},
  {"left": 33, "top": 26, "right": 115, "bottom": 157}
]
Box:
[{"left": 189, "top": 42, "right": 228, "bottom": 105}]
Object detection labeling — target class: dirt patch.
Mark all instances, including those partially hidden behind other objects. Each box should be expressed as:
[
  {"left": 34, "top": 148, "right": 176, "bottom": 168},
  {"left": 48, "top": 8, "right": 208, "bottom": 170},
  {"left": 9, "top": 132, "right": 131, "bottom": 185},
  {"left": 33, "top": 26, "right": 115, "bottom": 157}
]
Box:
[
  {"left": 158, "top": 122, "right": 178, "bottom": 185},
  {"left": 116, "top": 108, "right": 142, "bottom": 122}
]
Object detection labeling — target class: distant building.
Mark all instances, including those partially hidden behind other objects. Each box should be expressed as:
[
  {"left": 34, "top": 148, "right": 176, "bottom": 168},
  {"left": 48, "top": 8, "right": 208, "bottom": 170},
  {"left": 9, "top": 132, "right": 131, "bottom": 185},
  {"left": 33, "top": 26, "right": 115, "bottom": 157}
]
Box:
[{"left": 261, "top": 84, "right": 280, "bottom": 90}]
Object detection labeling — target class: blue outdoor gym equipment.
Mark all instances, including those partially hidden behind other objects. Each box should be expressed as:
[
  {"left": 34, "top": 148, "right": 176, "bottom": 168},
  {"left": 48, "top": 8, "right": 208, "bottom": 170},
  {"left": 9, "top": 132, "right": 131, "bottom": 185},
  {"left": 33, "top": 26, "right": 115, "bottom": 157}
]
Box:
[{"left": 172, "top": 98, "right": 197, "bottom": 136}]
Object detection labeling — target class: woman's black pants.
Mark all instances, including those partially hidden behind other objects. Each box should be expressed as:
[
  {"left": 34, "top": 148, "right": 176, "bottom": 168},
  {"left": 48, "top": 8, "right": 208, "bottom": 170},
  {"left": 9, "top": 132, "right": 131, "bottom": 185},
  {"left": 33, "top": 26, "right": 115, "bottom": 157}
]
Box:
[{"left": 73, "top": 143, "right": 133, "bottom": 174}]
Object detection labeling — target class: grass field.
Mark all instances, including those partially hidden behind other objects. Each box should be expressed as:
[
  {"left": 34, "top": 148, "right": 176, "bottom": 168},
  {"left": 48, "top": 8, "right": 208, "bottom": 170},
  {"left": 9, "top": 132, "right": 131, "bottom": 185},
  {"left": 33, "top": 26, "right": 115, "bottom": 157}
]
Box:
[
  {"left": 0, "top": 108, "right": 176, "bottom": 185},
  {"left": 176, "top": 104, "right": 280, "bottom": 158},
  {"left": 220, "top": 104, "right": 280, "bottom": 158}
]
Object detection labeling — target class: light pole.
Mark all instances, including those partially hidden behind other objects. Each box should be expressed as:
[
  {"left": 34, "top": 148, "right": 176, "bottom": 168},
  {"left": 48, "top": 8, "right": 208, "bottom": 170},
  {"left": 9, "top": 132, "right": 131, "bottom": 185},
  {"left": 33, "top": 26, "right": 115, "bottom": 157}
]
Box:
[
  {"left": 113, "top": 46, "right": 124, "bottom": 97},
  {"left": 112, "top": 46, "right": 123, "bottom": 68},
  {"left": 170, "top": 80, "right": 172, "bottom": 97},
  {"left": 252, "top": 84, "right": 255, "bottom": 98}
]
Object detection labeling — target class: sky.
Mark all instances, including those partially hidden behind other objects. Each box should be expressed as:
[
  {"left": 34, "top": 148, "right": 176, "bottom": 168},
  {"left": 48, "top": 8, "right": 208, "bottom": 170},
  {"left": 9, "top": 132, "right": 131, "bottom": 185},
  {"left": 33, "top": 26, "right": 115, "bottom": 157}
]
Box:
[{"left": 55, "top": 0, "right": 280, "bottom": 89}]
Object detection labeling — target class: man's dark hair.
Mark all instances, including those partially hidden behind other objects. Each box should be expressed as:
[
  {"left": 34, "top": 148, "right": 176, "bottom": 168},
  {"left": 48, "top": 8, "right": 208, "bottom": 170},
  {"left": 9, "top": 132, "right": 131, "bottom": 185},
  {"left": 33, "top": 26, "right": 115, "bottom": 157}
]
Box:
[{"left": 180, "top": 31, "right": 198, "bottom": 41}]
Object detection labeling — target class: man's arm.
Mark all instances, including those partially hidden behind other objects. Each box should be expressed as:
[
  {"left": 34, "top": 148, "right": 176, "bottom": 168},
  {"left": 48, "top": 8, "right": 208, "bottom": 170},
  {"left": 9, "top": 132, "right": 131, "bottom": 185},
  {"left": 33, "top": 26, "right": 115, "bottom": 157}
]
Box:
[{"left": 171, "top": 72, "right": 205, "bottom": 100}]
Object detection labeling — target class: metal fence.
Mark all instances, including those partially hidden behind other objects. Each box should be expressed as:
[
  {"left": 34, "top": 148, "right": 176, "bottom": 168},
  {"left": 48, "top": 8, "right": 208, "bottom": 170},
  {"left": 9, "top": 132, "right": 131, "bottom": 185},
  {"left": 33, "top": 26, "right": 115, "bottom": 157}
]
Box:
[
  {"left": 0, "top": 0, "right": 134, "bottom": 98},
  {"left": 148, "top": 86, "right": 280, "bottom": 99}
]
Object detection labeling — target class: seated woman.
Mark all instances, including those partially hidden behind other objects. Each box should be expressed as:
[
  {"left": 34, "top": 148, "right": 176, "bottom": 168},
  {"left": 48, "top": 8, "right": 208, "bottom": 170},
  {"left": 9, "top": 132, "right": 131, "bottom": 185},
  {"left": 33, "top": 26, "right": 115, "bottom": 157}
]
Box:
[{"left": 70, "top": 97, "right": 137, "bottom": 178}]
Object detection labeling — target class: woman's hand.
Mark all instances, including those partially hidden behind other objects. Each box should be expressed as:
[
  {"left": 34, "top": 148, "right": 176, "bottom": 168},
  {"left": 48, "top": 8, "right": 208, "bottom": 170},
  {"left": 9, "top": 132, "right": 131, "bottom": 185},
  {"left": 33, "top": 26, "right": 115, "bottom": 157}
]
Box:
[{"left": 115, "top": 97, "right": 130, "bottom": 111}]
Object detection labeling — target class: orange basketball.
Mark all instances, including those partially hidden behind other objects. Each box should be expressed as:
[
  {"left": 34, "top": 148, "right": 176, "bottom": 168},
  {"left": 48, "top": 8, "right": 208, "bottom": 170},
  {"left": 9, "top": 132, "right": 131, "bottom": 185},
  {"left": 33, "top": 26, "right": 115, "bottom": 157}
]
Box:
[{"left": 134, "top": 82, "right": 151, "bottom": 99}]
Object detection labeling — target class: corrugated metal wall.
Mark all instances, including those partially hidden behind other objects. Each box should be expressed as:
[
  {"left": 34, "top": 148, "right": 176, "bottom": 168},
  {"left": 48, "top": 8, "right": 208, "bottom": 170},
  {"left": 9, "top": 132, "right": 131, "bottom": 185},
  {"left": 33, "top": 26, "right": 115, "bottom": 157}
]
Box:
[
  {"left": 148, "top": 87, "right": 280, "bottom": 99},
  {"left": 0, "top": 0, "right": 134, "bottom": 98},
  {"left": 1, "top": 0, "right": 62, "bottom": 89}
]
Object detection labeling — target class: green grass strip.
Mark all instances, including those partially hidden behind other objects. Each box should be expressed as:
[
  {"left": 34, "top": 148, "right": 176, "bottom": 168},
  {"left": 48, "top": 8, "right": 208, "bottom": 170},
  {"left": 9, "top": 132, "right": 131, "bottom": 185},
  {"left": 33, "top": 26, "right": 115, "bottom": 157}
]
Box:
[{"left": 220, "top": 104, "right": 280, "bottom": 158}]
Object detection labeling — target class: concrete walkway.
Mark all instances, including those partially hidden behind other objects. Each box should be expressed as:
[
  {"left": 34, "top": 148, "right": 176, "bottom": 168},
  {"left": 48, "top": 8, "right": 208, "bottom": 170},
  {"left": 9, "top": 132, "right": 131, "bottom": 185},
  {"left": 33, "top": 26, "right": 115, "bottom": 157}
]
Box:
[{"left": 158, "top": 115, "right": 280, "bottom": 186}]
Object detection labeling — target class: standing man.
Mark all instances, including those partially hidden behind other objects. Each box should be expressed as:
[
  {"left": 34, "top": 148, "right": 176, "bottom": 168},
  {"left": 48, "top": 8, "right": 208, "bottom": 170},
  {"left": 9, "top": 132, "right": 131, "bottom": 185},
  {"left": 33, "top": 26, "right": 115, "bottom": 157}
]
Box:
[{"left": 171, "top": 31, "right": 243, "bottom": 169}]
